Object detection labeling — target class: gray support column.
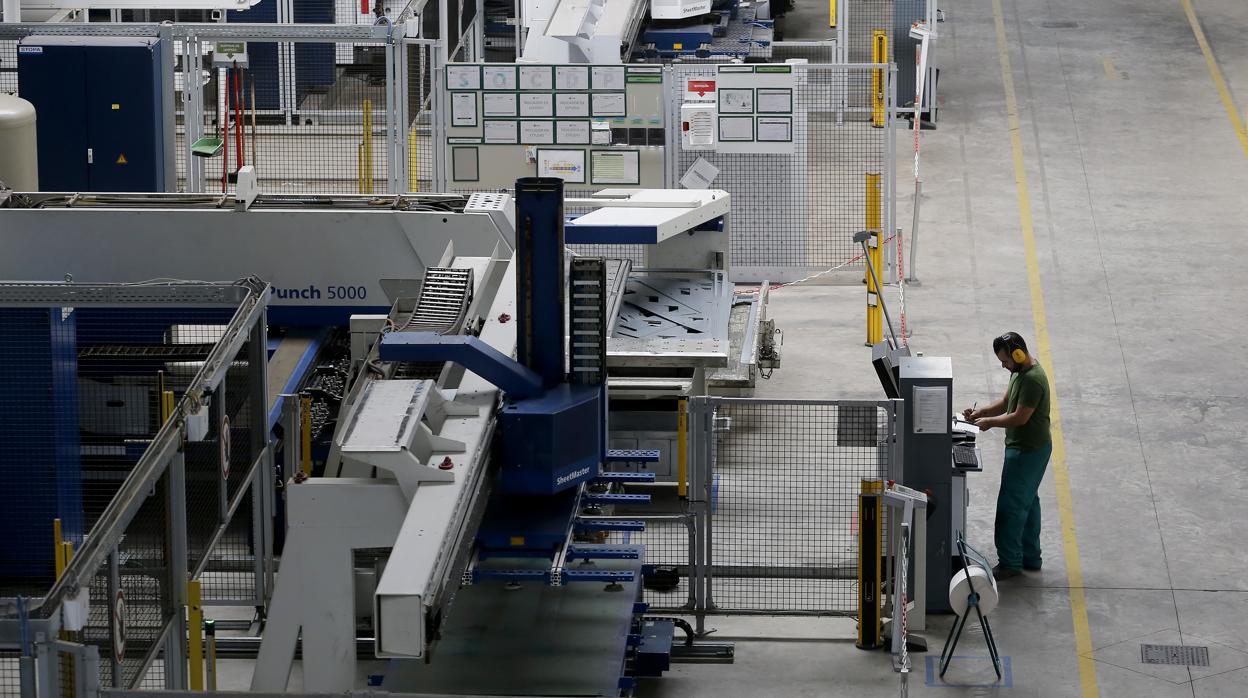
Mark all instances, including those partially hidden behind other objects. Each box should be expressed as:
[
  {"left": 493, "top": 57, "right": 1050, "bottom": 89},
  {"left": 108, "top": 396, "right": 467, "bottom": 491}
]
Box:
[
  {"left": 165, "top": 450, "right": 189, "bottom": 690},
  {"left": 385, "top": 40, "right": 399, "bottom": 194},
  {"left": 159, "top": 25, "right": 177, "bottom": 191},
  {"left": 35, "top": 635, "right": 58, "bottom": 698},
  {"left": 184, "top": 38, "right": 206, "bottom": 193},
  {"left": 108, "top": 549, "right": 123, "bottom": 687},
  {"left": 248, "top": 310, "right": 271, "bottom": 607}
]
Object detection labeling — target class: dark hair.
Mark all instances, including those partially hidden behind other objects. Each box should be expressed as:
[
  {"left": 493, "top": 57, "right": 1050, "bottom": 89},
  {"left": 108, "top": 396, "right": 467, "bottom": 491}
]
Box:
[{"left": 993, "top": 332, "right": 1028, "bottom": 356}]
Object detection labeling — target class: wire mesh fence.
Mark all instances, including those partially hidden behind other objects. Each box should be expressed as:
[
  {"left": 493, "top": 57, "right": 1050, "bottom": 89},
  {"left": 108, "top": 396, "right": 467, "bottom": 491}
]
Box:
[
  {"left": 188, "top": 38, "right": 391, "bottom": 195},
  {"left": 846, "top": 0, "right": 895, "bottom": 63},
  {"left": 768, "top": 40, "right": 840, "bottom": 63},
  {"left": 666, "top": 63, "right": 895, "bottom": 279},
  {"left": 0, "top": 40, "right": 16, "bottom": 95},
  {"left": 0, "top": 281, "right": 272, "bottom": 693},
  {"left": 698, "top": 399, "right": 897, "bottom": 615},
  {"left": 404, "top": 40, "right": 439, "bottom": 192},
  {"left": 0, "top": 651, "right": 18, "bottom": 698}
]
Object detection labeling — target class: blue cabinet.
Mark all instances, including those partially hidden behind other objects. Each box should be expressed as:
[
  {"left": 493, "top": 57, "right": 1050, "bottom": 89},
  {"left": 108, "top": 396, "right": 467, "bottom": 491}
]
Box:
[{"left": 18, "top": 36, "right": 167, "bottom": 192}]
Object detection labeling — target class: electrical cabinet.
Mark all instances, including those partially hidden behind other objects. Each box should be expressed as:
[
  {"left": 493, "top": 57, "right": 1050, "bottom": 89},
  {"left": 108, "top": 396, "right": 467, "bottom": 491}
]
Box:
[{"left": 18, "top": 36, "right": 167, "bottom": 192}]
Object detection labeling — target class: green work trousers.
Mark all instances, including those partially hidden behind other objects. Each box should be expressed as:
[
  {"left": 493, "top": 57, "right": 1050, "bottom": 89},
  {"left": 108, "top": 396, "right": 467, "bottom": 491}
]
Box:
[{"left": 994, "top": 443, "right": 1052, "bottom": 570}]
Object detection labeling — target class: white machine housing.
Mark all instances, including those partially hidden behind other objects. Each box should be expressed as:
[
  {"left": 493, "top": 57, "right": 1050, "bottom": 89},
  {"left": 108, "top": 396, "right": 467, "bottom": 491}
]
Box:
[
  {"left": 650, "top": 0, "right": 711, "bottom": 20},
  {"left": 520, "top": 0, "right": 648, "bottom": 63}
]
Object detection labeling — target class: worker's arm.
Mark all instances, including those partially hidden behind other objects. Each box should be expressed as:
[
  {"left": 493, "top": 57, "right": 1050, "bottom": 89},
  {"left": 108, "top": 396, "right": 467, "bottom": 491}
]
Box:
[
  {"left": 975, "top": 404, "right": 1034, "bottom": 431},
  {"left": 976, "top": 374, "right": 1043, "bottom": 431},
  {"left": 963, "top": 394, "right": 1007, "bottom": 420}
]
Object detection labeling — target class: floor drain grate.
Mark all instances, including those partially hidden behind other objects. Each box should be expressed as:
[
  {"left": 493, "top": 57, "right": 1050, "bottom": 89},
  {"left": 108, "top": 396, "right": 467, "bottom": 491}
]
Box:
[{"left": 1140, "top": 644, "right": 1210, "bottom": 667}]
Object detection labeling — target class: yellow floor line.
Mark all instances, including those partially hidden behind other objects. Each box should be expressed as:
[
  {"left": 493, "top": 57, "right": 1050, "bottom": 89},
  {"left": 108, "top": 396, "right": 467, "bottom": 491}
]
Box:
[
  {"left": 1182, "top": 0, "right": 1248, "bottom": 157},
  {"left": 990, "top": 0, "right": 1099, "bottom": 695}
]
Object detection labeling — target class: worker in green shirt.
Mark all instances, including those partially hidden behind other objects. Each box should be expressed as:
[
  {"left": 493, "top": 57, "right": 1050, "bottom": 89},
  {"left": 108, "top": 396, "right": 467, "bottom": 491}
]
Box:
[{"left": 962, "top": 332, "right": 1052, "bottom": 581}]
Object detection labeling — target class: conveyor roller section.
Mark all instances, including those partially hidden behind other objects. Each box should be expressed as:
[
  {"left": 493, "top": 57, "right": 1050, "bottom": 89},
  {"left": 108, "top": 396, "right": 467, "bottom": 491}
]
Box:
[
  {"left": 570, "top": 257, "right": 608, "bottom": 385},
  {"left": 594, "top": 471, "right": 657, "bottom": 484},
  {"left": 566, "top": 544, "right": 641, "bottom": 560},
  {"left": 605, "top": 448, "right": 661, "bottom": 463},
  {"left": 584, "top": 492, "right": 652, "bottom": 505},
  {"left": 575, "top": 518, "right": 646, "bottom": 532},
  {"left": 395, "top": 267, "right": 474, "bottom": 335}
]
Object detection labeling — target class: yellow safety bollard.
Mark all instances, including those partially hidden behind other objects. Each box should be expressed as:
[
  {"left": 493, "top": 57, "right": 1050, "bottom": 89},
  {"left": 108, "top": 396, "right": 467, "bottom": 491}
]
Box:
[
  {"left": 300, "top": 396, "right": 313, "bottom": 477},
  {"left": 677, "top": 399, "right": 688, "bottom": 499},
  {"left": 828, "top": 0, "right": 837, "bottom": 28},
  {"left": 409, "top": 126, "right": 419, "bottom": 192},
  {"left": 856, "top": 479, "right": 884, "bottom": 650},
  {"left": 865, "top": 173, "right": 883, "bottom": 345},
  {"left": 162, "top": 390, "right": 176, "bottom": 425},
  {"left": 53, "top": 518, "right": 65, "bottom": 578},
  {"left": 188, "top": 580, "right": 204, "bottom": 690},
  {"left": 360, "top": 99, "right": 374, "bottom": 195},
  {"left": 872, "top": 30, "right": 888, "bottom": 128}
]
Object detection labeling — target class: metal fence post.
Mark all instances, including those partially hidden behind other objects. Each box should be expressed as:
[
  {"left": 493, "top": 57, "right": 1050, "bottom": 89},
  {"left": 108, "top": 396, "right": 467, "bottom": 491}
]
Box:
[
  {"left": 166, "top": 449, "right": 189, "bottom": 690},
  {"left": 887, "top": 64, "right": 899, "bottom": 284},
  {"left": 431, "top": 46, "right": 448, "bottom": 191},
  {"left": 184, "top": 36, "right": 205, "bottom": 193},
  {"left": 35, "top": 634, "right": 58, "bottom": 698},
  {"left": 107, "top": 548, "right": 123, "bottom": 687},
  {"left": 81, "top": 643, "right": 101, "bottom": 698},
  {"left": 248, "top": 312, "right": 271, "bottom": 607}
]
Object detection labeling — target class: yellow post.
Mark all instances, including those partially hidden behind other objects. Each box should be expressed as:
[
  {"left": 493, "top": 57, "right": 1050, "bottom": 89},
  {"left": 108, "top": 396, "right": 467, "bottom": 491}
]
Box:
[
  {"left": 188, "top": 580, "right": 204, "bottom": 690},
  {"left": 856, "top": 479, "right": 884, "bottom": 649},
  {"left": 865, "top": 173, "right": 883, "bottom": 345},
  {"left": 872, "top": 30, "right": 888, "bottom": 128},
  {"left": 409, "top": 126, "right": 419, "bottom": 192},
  {"left": 361, "top": 99, "right": 374, "bottom": 195},
  {"left": 828, "top": 0, "right": 837, "bottom": 28},
  {"left": 53, "top": 518, "right": 65, "bottom": 578},
  {"left": 162, "top": 390, "right": 175, "bottom": 425},
  {"left": 300, "top": 395, "right": 313, "bottom": 477},
  {"left": 677, "top": 399, "right": 688, "bottom": 499}
]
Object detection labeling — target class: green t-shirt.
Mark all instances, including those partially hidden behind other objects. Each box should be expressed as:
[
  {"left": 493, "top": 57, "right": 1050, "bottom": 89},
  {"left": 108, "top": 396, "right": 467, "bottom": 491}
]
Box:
[{"left": 1005, "top": 363, "right": 1051, "bottom": 450}]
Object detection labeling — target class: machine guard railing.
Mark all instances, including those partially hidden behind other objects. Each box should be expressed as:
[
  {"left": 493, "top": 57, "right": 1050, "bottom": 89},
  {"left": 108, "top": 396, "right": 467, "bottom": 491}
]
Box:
[
  {"left": 685, "top": 397, "right": 902, "bottom": 628},
  {"left": 0, "top": 280, "right": 273, "bottom": 693}
]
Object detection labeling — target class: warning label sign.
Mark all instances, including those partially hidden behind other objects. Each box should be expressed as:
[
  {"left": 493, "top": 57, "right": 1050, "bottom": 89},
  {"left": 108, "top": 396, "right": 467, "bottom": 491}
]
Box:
[{"left": 685, "top": 79, "right": 716, "bottom": 101}]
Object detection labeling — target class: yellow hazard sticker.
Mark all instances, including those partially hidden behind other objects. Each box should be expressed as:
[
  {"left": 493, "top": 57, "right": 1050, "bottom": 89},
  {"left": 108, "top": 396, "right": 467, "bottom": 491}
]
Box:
[
  {"left": 111, "top": 104, "right": 120, "bottom": 110},
  {"left": 116, "top": 153, "right": 128, "bottom": 165}
]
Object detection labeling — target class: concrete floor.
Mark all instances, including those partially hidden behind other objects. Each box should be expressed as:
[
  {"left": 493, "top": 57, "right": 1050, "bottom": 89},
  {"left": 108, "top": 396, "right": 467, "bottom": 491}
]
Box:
[
  {"left": 638, "top": 0, "right": 1248, "bottom": 696},
  {"left": 201, "top": 0, "right": 1248, "bottom": 695}
]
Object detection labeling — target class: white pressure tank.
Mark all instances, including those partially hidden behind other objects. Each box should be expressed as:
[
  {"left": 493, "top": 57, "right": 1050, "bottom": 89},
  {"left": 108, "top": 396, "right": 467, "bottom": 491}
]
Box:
[{"left": 0, "top": 93, "right": 39, "bottom": 191}]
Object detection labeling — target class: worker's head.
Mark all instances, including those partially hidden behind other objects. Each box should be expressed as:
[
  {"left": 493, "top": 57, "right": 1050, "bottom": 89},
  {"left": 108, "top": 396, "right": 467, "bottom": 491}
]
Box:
[{"left": 992, "top": 332, "right": 1030, "bottom": 372}]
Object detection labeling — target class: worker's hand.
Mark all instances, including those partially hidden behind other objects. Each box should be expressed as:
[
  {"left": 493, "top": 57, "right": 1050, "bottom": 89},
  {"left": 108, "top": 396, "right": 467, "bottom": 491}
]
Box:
[
  {"left": 976, "top": 418, "right": 992, "bottom": 432},
  {"left": 962, "top": 407, "right": 976, "bottom": 420}
]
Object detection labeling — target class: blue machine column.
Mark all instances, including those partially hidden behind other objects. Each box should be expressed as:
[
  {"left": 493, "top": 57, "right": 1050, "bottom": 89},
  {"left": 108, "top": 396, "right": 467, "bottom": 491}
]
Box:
[{"left": 514, "top": 177, "right": 567, "bottom": 388}]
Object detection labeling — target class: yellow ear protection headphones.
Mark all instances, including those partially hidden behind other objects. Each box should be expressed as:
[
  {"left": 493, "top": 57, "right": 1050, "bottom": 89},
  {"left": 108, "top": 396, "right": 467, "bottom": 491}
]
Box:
[{"left": 1000, "top": 333, "right": 1028, "bottom": 364}]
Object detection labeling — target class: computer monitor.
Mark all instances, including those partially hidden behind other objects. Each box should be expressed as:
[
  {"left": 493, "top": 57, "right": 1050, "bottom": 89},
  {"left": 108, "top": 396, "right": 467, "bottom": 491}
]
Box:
[{"left": 871, "top": 340, "right": 911, "bottom": 399}]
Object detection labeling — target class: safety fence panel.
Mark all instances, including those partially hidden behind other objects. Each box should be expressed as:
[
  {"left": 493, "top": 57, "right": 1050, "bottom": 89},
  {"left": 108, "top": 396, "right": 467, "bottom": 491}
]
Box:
[
  {"left": 182, "top": 33, "right": 392, "bottom": 195},
  {"left": 692, "top": 398, "right": 898, "bottom": 615},
  {"left": 0, "top": 281, "right": 272, "bottom": 693},
  {"left": 666, "top": 63, "right": 896, "bottom": 282},
  {"left": 769, "top": 40, "right": 841, "bottom": 63},
  {"left": 846, "top": 0, "right": 895, "bottom": 64},
  {"left": 602, "top": 515, "right": 697, "bottom": 612},
  {"left": 404, "top": 39, "right": 440, "bottom": 192}
]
